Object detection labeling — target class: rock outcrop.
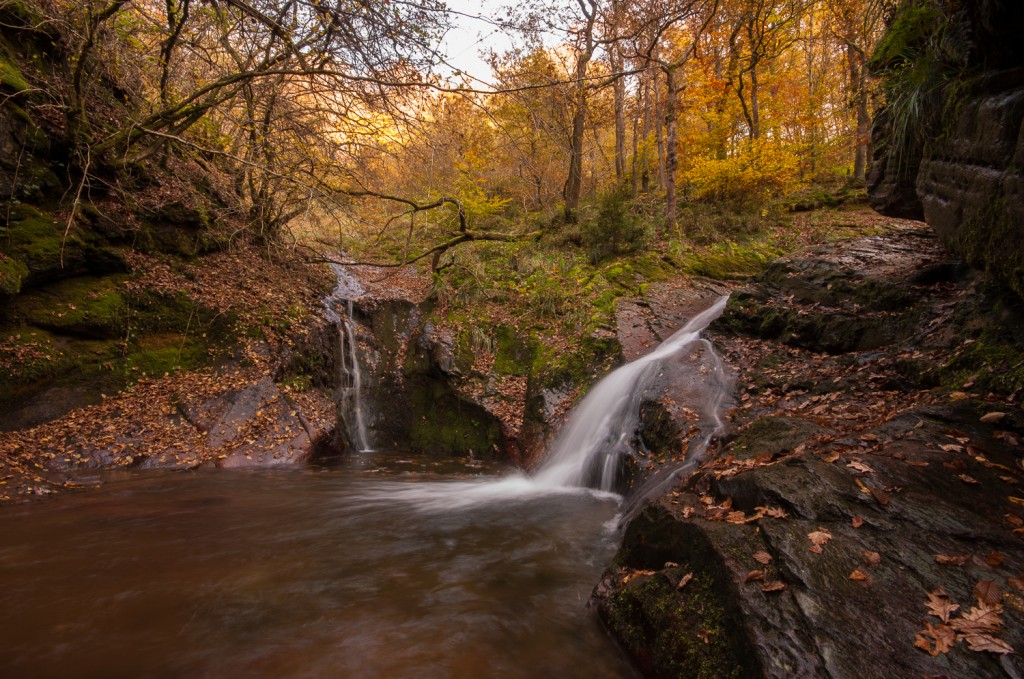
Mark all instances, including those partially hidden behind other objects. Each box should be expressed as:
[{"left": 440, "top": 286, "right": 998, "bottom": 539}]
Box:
[
  {"left": 869, "top": 0, "right": 1024, "bottom": 298},
  {"left": 593, "top": 226, "right": 1024, "bottom": 678}
]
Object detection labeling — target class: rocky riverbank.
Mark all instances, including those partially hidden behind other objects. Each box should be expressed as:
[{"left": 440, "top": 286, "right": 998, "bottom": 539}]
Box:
[{"left": 592, "top": 224, "right": 1024, "bottom": 678}]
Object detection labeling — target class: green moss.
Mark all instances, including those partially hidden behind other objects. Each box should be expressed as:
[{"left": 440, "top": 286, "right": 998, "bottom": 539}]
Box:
[
  {"left": 125, "top": 333, "right": 207, "bottom": 378},
  {"left": 279, "top": 374, "right": 313, "bottom": 392},
  {"left": 406, "top": 376, "right": 503, "bottom": 457},
  {"left": 0, "top": 52, "right": 28, "bottom": 92},
  {"left": 676, "top": 240, "right": 784, "bottom": 280},
  {"left": 938, "top": 340, "right": 1024, "bottom": 394},
  {"left": 604, "top": 573, "right": 747, "bottom": 679},
  {"left": 731, "top": 416, "right": 823, "bottom": 460},
  {"left": 493, "top": 326, "right": 534, "bottom": 376},
  {"left": 3, "top": 206, "right": 68, "bottom": 267},
  {"left": 600, "top": 506, "right": 762, "bottom": 679},
  {"left": 0, "top": 254, "right": 29, "bottom": 295},
  {"left": 11, "top": 275, "right": 127, "bottom": 338},
  {"left": 870, "top": 0, "right": 945, "bottom": 70}
]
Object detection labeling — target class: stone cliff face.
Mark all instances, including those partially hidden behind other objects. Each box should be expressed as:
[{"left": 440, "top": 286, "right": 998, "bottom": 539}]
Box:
[
  {"left": 869, "top": 0, "right": 1024, "bottom": 297},
  {"left": 914, "top": 68, "right": 1024, "bottom": 299}
]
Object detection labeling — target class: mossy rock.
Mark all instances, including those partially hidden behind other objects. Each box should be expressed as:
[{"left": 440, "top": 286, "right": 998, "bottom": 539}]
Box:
[
  {"left": 0, "top": 253, "right": 29, "bottom": 296},
  {"left": 124, "top": 332, "right": 209, "bottom": 378},
  {"left": 3, "top": 205, "right": 72, "bottom": 268},
  {"left": 730, "top": 416, "right": 824, "bottom": 460},
  {"left": 406, "top": 374, "right": 503, "bottom": 457},
  {"left": 598, "top": 504, "right": 762, "bottom": 679},
  {"left": 11, "top": 275, "right": 128, "bottom": 338},
  {"left": 493, "top": 325, "right": 534, "bottom": 376},
  {"left": 0, "top": 52, "right": 28, "bottom": 93}
]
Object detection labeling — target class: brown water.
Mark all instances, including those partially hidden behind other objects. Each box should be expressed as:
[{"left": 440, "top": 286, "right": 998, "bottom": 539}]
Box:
[{"left": 0, "top": 459, "right": 636, "bottom": 679}]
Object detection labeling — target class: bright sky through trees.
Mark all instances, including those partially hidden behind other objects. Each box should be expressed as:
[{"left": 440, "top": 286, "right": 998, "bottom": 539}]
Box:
[{"left": 439, "top": 0, "right": 511, "bottom": 82}]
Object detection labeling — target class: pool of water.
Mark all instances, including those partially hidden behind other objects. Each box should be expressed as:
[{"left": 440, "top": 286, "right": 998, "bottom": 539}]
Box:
[{"left": 0, "top": 457, "right": 637, "bottom": 678}]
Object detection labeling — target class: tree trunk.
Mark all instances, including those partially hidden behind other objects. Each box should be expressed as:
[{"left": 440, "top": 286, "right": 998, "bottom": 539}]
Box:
[
  {"left": 562, "top": 3, "right": 597, "bottom": 223},
  {"left": 848, "top": 44, "right": 869, "bottom": 183},
  {"left": 563, "top": 103, "right": 587, "bottom": 222},
  {"left": 750, "top": 65, "right": 760, "bottom": 140},
  {"left": 640, "top": 69, "right": 652, "bottom": 192},
  {"left": 611, "top": 47, "right": 627, "bottom": 186},
  {"left": 664, "top": 67, "right": 679, "bottom": 233},
  {"left": 654, "top": 69, "right": 666, "bottom": 191}
]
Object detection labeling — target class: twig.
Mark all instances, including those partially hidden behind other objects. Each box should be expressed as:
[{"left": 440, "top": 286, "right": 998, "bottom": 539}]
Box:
[{"left": 61, "top": 146, "right": 90, "bottom": 269}]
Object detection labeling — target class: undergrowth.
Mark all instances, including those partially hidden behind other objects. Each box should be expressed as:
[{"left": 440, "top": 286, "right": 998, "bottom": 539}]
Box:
[{"left": 335, "top": 187, "right": 891, "bottom": 389}]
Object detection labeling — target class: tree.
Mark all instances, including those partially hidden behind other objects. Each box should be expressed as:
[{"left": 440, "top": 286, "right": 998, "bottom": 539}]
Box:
[{"left": 625, "top": 0, "right": 720, "bottom": 231}]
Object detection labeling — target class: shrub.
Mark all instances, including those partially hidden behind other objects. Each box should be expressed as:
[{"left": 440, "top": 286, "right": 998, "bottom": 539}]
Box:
[
  {"left": 684, "top": 140, "right": 801, "bottom": 209},
  {"left": 581, "top": 191, "right": 647, "bottom": 263}
]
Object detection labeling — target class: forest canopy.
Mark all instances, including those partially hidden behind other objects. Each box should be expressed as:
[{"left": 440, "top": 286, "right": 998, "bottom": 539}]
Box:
[{"left": 2, "top": 0, "right": 895, "bottom": 262}]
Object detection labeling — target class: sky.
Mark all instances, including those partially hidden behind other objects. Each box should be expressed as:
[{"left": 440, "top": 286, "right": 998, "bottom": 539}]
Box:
[{"left": 437, "top": 0, "right": 514, "bottom": 84}]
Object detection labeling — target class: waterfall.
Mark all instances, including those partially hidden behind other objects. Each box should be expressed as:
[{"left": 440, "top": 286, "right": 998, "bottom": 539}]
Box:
[
  {"left": 325, "top": 264, "right": 372, "bottom": 452},
  {"left": 534, "top": 295, "right": 730, "bottom": 492}
]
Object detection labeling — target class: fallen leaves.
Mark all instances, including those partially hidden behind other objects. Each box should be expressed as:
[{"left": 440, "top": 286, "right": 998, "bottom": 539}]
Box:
[
  {"left": 849, "top": 567, "right": 870, "bottom": 582},
  {"left": 745, "top": 569, "right": 766, "bottom": 583},
  {"left": 753, "top": 551, "right": 773, "bottom": 565},
  {"left": 980, "top": 412, "right": 1008, "bottom": 424},
  {"left": 915, "top": 622, "right": 956, "bottom": 656},
  {"left": 847, "top": 460, "right": 875, "bottom": 474},
  {"left": 926, "top": 589, "right": 960, "bottom": 623},
  {"left": 761, "top": 580, "right": 787, "bottom": 593},
  {"left": 973, "top": 580, "right": 1002, "bottom": 607},
  {"left": 916, "top": 584, "right": 1015, "bottom": 657},
  {"left": 934, "top": 554, "right": 970, "bottom": 566},
  {"left": 807, "top": 528, "right": 832, "bottom": 554}
]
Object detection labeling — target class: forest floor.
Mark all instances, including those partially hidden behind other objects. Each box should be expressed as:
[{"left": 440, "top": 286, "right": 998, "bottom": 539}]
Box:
[{"left": 0, "top": 243, "right": 337, "bottom": 502}]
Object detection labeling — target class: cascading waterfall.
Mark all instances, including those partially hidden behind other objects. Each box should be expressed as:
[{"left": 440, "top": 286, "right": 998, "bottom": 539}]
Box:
[
  {"left": 534, "top": 295, "right": 730, "bottom": 492},
  {"left": 356, "top": 295, "right": 732, "bottom": 515},
  {"left": 325, "top": 264, "right": 372, "bottom": 452}
]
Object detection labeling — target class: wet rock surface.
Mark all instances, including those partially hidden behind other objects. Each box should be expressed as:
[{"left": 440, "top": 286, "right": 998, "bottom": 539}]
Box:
[{"left": 594, "top": 226, "right": 1024, "bottom": 678}]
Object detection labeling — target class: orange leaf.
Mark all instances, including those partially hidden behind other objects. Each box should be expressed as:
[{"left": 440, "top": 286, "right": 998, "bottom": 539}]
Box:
[
  {"left": 961, "top": 633, "right": 1015, "bottom": 654},
  {"left": 914, "top": 622, "right": 956, "bottom": 656},
  {"left": 862, "top": 550, "right": 881, "bottom": 567},
  {"left": 753, "top": 551, "right": 772, "bottom": 565},
  {"left": 974, "top": 580, "right": 1003, "bottom": 607},
  {"left": 926, "top": 588, "right": 960, "bottom": 623},
  {"left": 808, "top": 529, "right": 832, "bottom": 547}
]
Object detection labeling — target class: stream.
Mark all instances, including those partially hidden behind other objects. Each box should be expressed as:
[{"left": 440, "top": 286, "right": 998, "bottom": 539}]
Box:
[
  {"left": 1, "top": 278, "right": 730, "bottom": 678},
  {"left": 0, "top": 458, "right": 636, "bottom": 679}
]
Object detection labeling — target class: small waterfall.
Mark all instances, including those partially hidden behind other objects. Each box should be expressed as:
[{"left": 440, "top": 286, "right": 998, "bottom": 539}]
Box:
[
  {"left": 534, "top": 295, "right": 730, "bottom": 492},
  {"left": 324, "top": 264, "right": 372, "bottom": 452}
]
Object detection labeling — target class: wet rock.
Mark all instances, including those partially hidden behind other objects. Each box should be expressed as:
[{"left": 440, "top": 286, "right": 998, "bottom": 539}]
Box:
[
  {"left": 716, "top": 227, "right": 951, "bottom": 355},
  {"left": 598, "top": 226, "right": 1024, "bottom": 678},
  {"left": 599, "top": 401, "right": 1024, "bottom": 679},
  {"left": 191, "top": 377, "right": 313, "bottom": 466}
]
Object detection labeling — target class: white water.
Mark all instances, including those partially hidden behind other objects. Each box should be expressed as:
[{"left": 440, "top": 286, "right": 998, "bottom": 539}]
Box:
[
  {"left": 325, "top": 259, "right": 730, "bottom": 510},
  {"left": 324, "top": 264, "right": 372, "bottom": 452},
  {"left": 533, "top": 295, "right": 730, "bottom": 492},
  {"left": 373, "top": 294, "right": 732, "bottom": 515}
]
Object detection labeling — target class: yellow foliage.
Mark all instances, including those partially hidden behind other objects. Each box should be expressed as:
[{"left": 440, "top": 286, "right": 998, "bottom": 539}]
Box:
[{"left": 684, "top": 139, "right": 801, "bottom": 208}]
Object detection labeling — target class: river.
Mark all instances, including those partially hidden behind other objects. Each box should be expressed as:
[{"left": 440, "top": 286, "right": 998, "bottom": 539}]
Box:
[{"left": 0, "top": 456, "right": 637, "bottom": 679}]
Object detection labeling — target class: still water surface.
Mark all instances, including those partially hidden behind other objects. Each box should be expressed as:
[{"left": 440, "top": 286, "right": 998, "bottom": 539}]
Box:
[{"left": 0, "top": 456, "right": 636, "bottom": 679}]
